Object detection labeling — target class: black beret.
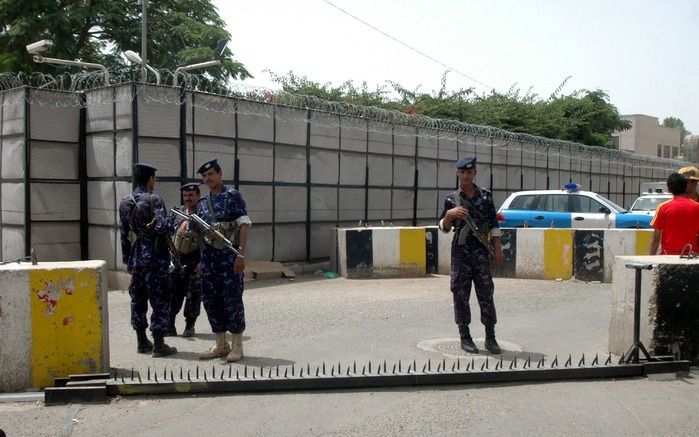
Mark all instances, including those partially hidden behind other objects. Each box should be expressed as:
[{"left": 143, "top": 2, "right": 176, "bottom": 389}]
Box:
[
  {"left": 180, "top": 182, "right": 200, "bottom": 191},
  {"left": 456, "top": 157, "right": 476, "bottom": 170},
  {"left": 197, "top": 159, "right": 220, "bottom": 175},
  {"left": 133, "top": 162, "right": 157, "bottom": 175}
]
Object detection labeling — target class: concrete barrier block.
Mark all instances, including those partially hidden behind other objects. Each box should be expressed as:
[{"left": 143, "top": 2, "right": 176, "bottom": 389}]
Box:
[
  {"left": 609, "top": 255, "right": 699, "bottom": 361},
  {"left": 516, "top": 229, "right": 545, "bottom": 279},
  {"left": 0, "top": 261, "right": 109, "bottom": 391},
  {"left": 544, "top": 229, "right": 574, "bottom": 280}
]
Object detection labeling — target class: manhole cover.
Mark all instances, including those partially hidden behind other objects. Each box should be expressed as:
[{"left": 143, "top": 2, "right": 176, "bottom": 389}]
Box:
[{"left": 417, "top": 338, "right": 524, "bottom": 359}]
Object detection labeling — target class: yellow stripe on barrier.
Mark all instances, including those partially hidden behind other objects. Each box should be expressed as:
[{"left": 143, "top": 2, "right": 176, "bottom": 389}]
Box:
[
  {"left": 30, "top": 268, "right": 102, "bottom": 388},
  {"left": 635, "top": 230, "right": 654, "bottom": 255},
  {"left": 543, "top": 229, "right": 574, "bottom": 280},
  {"left": 399, "top": 228, "right": 426, "bottom": 275}
]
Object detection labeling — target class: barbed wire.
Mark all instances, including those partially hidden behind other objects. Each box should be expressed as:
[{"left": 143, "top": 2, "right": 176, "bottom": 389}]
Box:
[{"left": 0, "top": 71, "right": 687, "bottom": 173}]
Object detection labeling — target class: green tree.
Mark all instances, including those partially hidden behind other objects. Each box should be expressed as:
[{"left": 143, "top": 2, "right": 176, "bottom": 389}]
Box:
[
  {"left": 662, "top": 116, "right": 691, "bottom": 143},
  {"left": 271, "top": 71, "right": 631, "bottom": 148},
  {"left": 0, "top": 0, "right": 250, "bottom": 82}
]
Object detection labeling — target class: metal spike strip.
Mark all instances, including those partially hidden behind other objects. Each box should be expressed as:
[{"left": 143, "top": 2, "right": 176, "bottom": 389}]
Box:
[
  {"left": 551, "top": 356, "right": 558, "bottom": 368},
  {"left": 578, "top": 354, "right": 585, "bottom": 367},
  {"left": 103, "top": 358, "right": 689, "bottom": 397},
  {"left": 605, "top": 354, "right": 612, "bottom": 365},
  {"left": 565, "top": 355, "right": 572, "bottom": 367},
  {"left": 592, "top": 354, "right": 599, "bottom": 366}
]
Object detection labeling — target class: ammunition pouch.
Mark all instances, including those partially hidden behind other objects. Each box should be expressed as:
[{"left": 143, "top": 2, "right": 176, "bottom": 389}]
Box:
[
  {"left": 204, "top": 221, "right": 238, "bottom": 250},
  {"left": 174, "top": 230, "right": 199, "bottom": 254}
]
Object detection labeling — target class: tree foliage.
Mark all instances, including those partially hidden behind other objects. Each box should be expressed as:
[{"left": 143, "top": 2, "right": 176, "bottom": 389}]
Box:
[
  {"left": 272, "top": 72, "right": 632, "bottom": 149},
  {"left": 0, "top": 0, "right": 251, "bottom": 82},
  {"left": 662, "top": 116, "right": 691, "bottom": 143}
]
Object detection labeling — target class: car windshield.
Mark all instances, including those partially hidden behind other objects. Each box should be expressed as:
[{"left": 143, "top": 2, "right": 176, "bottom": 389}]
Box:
[
  {"left": 631, "top": 196, "right": 670, "bottom": 211},
  {"left": 592, "top": 194, "right": 626, "bottom": 213}
]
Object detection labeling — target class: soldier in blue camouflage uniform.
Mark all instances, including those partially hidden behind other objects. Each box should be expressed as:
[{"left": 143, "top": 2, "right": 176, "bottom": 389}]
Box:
[
  {"left": 165, "top": 182, "right": 203, "bottom": 338},
  {"left": 195, "top": 159, "right": 251, "bottom": 362},
  {"left": 118, "top": 163, "right": 177, "bottom": 357},
  {"left": 439, "top": 157, "right": 505, "bottom": 354}
]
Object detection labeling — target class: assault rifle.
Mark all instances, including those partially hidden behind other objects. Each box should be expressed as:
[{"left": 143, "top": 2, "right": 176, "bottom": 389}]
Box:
[
  {"left": 454, "top": 193, "right": 496, "bottom": 258},
  {"left": 166, "top": 238, "right": 184, "bottom": 273},
  {"left": 170, "top": 208, "right": 239, "bottom": 255}
]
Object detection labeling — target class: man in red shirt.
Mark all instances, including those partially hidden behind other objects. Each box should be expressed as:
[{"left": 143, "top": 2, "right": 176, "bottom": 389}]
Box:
[{"left": 649, "top": 172, "right": 699, "bottom": 255}]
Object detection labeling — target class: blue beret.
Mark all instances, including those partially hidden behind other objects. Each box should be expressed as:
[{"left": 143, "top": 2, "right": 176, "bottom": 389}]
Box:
[
  {"left": 456, "top": 157, "right": 476, "bottom": 170},
  {"left": 133, "top": 162, "right": 157, "bottom": 174},
  {"left": 197, "top": 159, "right": 220, "bottom": 175},
  {"left": 180, "top": 182, "right": 200, "bottom": 191}
]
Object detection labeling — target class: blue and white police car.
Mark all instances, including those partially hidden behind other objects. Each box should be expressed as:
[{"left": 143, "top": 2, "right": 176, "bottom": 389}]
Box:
[{"left": 497, "top": 184, "right": 653, "bottom": 229}]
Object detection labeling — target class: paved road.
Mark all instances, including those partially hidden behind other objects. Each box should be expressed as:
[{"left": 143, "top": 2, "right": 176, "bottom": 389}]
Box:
[{"left": 1, "top": 275, "right": 697, "bottom": 436}]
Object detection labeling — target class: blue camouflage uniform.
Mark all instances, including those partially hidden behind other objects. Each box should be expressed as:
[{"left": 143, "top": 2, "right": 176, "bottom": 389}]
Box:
[
  {"left": 197, "top": 186, "right": 249, "bottom": 334},
  {"left": 118, "top": 185, "right": 172, "bottom": 334},
  {"left": 439, "top": 185, "right": 500, "bottom": 328},
  {"left": 169, "top": 208, "right": 202, "bottom": 326}
]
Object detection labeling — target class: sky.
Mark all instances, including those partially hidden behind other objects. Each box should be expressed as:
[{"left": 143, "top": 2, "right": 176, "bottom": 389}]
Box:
[{"left": 213, "top": 0, "right": 699, "bottom": 134}]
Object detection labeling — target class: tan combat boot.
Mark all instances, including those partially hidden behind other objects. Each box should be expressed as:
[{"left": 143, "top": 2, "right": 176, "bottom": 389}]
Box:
[
  {"left": 198, "top": 332, "right": 230, "bottom": 360},
  {"left": 226, "top": 333, "right": 243, "bottom": 362}
]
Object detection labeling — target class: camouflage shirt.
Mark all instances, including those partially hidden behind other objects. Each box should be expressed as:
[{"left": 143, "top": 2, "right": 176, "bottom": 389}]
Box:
[
  {"left": 118, "top": 186, "right": 171, "bottom": 269},
  {"left": 197, "top": 185, "right": 250, "bottom": 264},
  {"left": 439, "top": 184, "right": 500, "bottom": 240}
]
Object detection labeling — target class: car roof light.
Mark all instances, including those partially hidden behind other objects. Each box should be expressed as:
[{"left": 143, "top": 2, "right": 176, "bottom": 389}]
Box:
[{"left": 563, "top": 183, "right": 581, "bottom": 192}]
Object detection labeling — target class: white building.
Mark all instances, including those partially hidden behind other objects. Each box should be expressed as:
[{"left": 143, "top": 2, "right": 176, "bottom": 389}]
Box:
[{"left": 613, "top": 114, "right": 682, "bottom": 159}]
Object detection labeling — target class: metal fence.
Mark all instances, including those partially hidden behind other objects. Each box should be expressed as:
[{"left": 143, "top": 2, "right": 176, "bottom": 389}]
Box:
[{"left": 0, "top": 83, "right": 687, "bottom": 269}]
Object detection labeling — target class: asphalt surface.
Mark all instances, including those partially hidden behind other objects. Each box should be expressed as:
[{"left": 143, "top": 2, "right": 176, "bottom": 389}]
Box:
[{"left": 1, "top": 274, "right": 698, "bottom": 436}]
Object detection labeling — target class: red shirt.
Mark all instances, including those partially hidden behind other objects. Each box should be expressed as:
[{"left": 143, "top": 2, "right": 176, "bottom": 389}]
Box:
[{"left": 651, "top": 196, "right": 699, "bottom": 254}]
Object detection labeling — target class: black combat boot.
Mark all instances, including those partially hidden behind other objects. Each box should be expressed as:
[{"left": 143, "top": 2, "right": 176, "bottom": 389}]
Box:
[
  {"left": 484, "top": 325, "right": 502, "bottom": 354},
  {"left": 152, "top": 333, "right": 178, "bottom": 357},
  {"left": 136, "top": 329, "right": 153, "bottom": 354},
  {"left": 164, "top": 323, "right": 177, "bottom": 337},
  {"left": 458, "top": 325, "right": 478, "bottom": 354},
  {"left": 182, "top": 319, "right": 195, "bottom": 337}
]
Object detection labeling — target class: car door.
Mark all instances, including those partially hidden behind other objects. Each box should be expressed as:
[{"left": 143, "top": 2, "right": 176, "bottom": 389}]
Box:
[
  {"left": 569, "top": 194, "right": 613, "bottom": 229},
  {"left": 532, "top": 194, "right": 571, "bottom": 228}
]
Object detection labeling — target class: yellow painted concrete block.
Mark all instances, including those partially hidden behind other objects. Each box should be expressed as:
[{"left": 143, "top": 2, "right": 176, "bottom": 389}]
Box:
[
  {"left": 399, "top": 228, "right": 426, "bottom": 275},
  {"left": 30, "top": 268, "right": 104, "bottom": 388},
  {"left": 543, "top": 229, "right": 573, "bottom": 280},
  {"left": 635, "top": 230, "right": 654, "bottom": 256}
]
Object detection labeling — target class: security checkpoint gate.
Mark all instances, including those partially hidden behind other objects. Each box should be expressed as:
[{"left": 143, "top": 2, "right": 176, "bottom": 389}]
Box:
[{"left": 45, "top": 354, "right": 690, "bottom": 405}]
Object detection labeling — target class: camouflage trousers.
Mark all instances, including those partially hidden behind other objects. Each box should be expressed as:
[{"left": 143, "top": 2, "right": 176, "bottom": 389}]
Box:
[
  {"left": 201, "top": 256, "right": 245, "bottom": 334},
  {"left": 450, "top": 241, "right": 497, "bottom": 327},
  {"left": 169, "top": 259, "right": 202, "bottom": 324},
  {"left": 129, "top": 266, "right": 171, "bottom": 334}
]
